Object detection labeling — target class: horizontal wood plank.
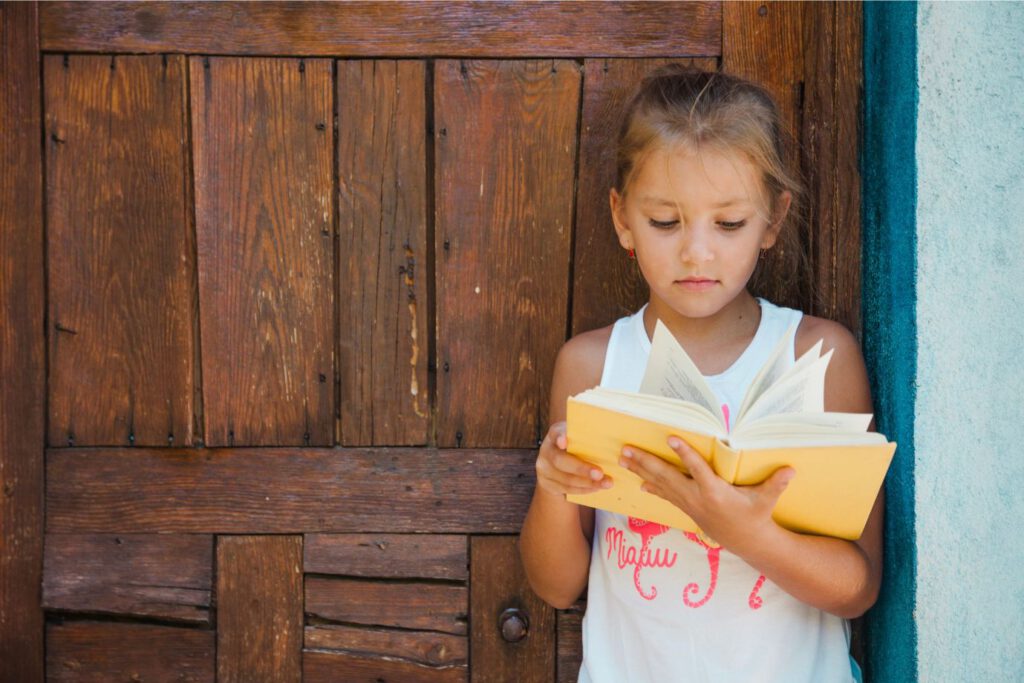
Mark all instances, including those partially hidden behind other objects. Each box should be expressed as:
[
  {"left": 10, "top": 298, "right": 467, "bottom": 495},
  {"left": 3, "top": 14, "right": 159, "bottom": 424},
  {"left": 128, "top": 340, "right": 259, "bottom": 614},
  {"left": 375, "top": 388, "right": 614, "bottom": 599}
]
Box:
[
  {"left": 306, "top": 578, "right": 467, "bottom": 635},
  {"left": 305, "top": 534, "right": 468, "bottom": 580},
  {"left": 305, "top": 624, "right": 466, "bottom": 666},
  {"left": 46, "top": 620, "right": 215, "bottom": 682},
  {"left": 43, "top": 533, "right": 212, "bottom": 623},
  {"left": 304, "top": 649, "right": 466, "bottom": 683},
  {"left": 41, "top": 1, "right": 721, "bottom": 58},
  {"left": 46, "top": 448, "right": 535, "bottom": 533}
]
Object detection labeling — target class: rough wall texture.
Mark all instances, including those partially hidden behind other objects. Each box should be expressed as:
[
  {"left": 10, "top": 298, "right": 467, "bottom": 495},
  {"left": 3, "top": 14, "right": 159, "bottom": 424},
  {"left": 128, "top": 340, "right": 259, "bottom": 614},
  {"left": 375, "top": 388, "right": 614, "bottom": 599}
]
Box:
[
  {"left": 916, "top": 2, "right": 1024, "bottom": 680},
  {"left": 861, "top": 3, "right": 918, "bottom": 681}
]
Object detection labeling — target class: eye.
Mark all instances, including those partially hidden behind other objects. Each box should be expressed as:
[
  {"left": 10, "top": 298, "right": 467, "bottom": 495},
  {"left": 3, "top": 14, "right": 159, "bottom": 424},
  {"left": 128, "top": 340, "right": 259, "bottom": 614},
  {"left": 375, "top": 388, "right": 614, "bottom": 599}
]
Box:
[
  {"left": 648, "top": 218, "right": 679, "bottom": 230},
  {"left": 716, "top": 219, "right": 747, "bottom": 230}
]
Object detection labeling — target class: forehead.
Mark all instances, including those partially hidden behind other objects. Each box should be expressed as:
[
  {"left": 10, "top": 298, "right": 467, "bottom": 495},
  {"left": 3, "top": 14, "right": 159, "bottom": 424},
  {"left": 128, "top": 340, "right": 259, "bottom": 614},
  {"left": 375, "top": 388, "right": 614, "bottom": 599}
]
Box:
[{"left": 630, "top": 144, "right": 766, "bottom": 208}]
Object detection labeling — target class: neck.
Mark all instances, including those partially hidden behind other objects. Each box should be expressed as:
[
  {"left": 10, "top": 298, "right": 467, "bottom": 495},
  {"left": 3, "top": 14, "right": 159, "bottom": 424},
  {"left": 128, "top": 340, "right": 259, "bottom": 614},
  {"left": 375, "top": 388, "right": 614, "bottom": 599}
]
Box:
[{"left": 642, "top": 291, "right": 762, "bottom": 349}]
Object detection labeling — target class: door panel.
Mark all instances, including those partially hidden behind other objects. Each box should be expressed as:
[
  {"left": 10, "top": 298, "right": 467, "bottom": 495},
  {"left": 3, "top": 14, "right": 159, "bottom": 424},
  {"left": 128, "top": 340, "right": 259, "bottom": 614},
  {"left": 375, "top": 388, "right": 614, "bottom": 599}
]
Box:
[{"left": 7, "top": 2, "right": 865, "bottom": 679}]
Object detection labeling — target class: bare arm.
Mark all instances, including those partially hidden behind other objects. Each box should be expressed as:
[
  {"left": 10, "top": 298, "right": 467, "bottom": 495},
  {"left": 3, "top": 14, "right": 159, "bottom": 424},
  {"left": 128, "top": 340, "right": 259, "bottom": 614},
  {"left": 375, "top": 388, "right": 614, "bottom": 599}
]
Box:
[
  {"left": 520, "top": 328, "right": 611, "bottom": 609},
  {"left": 619, "top": 318, "right": 884, "bottom": 618}
]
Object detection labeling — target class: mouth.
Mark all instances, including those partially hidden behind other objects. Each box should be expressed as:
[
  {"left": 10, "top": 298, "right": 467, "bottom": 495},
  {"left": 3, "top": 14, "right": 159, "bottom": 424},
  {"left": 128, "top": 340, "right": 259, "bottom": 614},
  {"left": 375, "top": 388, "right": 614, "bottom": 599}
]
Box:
[{"left": 675, "top": 277, "right": 718, "bottom": 291}]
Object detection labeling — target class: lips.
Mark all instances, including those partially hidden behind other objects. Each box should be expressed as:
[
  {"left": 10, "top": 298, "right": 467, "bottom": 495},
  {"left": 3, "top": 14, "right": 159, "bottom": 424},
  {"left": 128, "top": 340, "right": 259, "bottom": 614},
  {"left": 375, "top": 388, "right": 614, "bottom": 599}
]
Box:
[{"left": 675, "top": 277, "right": 718, "bottom": 291}]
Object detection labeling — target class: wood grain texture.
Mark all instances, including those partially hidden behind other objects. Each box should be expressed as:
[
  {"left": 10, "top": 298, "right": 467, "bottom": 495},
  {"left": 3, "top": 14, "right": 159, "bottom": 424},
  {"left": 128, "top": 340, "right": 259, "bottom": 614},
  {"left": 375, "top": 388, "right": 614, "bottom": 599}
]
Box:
[
  {"left": 469, "top": 536, "right": 555, "bottom": 683},
  {"left": 435, "top": 59, "right": 579, "bottom": 448},
  {"left": 338, "top": 60, "right": 429, "bottom": 446},
  {"left": 305, "top": 624, "right": 467, "bottom": 667},
  {"left": 46, "top": 448, "right": 536, "bottom": 533},
  {"left": 556, "top": 602, "right": 585, "bottom": 683},
  {"left": 306, "top": 577, "right": 468, "bottom": 635},
  {"left": 570, "top": 58, "right": 717, "bottom": 337},
  {"left": 722, "top": 0, "right": 811, "bottom": 312},
  {"left": 44, "top": 54, "right": 196, "bottom": 448},
  {"left": 46, "top": 620, "right": 215, "bottom": 682},
  {"left": 802, "top": 1, "right": 862, "bottom": 332},
  {"left": 0, "top": 3, "right": 45, "bottom": 678},
  {"left": 43, "top": 533, "right": 212, "bottom": 623},
  {"left": 305, "top": 534, "right": 468, "bottom": 580},
  {"left": 41, "top": 1, "right": 722, "bottom": 58},
  {"left": 191, "top": 56, "right": 334, "bottom": 447},
  {"left": 217, "top": 535, "right": 303, "bottom": 683},
  {"left": 304, "top": 649, "right": 466, "bottom": 683}
]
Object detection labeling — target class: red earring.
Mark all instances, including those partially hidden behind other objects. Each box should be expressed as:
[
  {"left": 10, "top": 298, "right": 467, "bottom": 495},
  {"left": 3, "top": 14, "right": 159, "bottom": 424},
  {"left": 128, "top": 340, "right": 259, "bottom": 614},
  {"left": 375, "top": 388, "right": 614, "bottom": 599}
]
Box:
[{"left": 627, "top": 248, "right": 635, "bottom": 260}]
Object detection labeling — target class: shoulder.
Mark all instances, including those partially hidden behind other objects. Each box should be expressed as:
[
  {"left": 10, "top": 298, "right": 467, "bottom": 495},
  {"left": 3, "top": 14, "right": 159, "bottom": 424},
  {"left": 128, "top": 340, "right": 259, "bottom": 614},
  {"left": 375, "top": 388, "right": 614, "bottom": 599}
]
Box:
[
  {"left": 554, "top": 325, "right": 613, "bottom": 389},
  {"left": 547, "top": 324, "right": 613, "bottom": 422},
  {"left": 795, "top": 314, "right": 872, "bottom": 413},
  {"left": 794, "top": 314, "right": 861, "bottom": 360}
]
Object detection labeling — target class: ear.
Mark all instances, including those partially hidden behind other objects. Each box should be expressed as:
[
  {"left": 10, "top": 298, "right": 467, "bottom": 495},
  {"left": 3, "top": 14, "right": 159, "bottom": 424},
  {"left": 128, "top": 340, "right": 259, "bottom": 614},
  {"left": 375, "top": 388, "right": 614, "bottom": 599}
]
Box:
[
  {"left": 760, "top": 190, "right": 792, "bottom": 250},
  {"left": 609, "top": 188, "right": 634, "bottom": 250}
]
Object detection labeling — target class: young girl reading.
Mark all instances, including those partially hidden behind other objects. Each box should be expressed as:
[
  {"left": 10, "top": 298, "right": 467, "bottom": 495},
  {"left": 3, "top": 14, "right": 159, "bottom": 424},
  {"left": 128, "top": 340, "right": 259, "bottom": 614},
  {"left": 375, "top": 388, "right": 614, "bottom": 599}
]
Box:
[{"left": 520, "top": 66, "right": 882, "bottom": 682}]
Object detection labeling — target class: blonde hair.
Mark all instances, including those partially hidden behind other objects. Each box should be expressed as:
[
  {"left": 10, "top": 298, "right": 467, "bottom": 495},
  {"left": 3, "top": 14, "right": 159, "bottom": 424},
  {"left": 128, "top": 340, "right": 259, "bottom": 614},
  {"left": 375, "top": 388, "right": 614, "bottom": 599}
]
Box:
[{"left": 615, "top": 64, "right": 808, "bottom": 304}]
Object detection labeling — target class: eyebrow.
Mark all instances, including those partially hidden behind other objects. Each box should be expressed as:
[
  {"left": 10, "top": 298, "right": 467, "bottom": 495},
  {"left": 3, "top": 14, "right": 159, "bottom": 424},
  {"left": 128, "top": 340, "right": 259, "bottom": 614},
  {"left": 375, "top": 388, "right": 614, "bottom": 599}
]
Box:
[{"left": 637, "top": 196, "right": 752, "bottom": 209}]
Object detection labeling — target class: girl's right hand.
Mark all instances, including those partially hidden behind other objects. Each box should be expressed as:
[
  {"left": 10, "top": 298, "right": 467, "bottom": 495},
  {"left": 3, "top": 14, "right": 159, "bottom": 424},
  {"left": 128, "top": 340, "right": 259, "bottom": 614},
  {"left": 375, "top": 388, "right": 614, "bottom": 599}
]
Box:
[{"left": 535, "top": 422, "right": 613, "bottom": 497}]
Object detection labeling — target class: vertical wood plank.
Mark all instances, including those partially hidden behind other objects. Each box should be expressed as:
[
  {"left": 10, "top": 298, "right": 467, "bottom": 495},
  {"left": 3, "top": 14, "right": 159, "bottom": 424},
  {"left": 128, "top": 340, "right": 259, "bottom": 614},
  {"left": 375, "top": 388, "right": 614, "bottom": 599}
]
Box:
[
  {"left": 337, "top": 60, "right": 429, "bottom": 446},
  {"left": 191, "top": 56, "right": 334, "bottom": 446},
  {"left": 824, "top": 1, "right": 862, "bottom": 332},
  {"left": 723, "top": 0, "right": 811, "bottom": 312},
  {"left": 435, "top": 59, "right": 579, "bottom": 448},
  {"left": 47, "top": 621, "right": 215, "bottom": 682},
  {"left": 469, "top": 536, "right": 554, "bottom": 683},
  {"left": 44, "top": 53, "right": 196, "bottom": 447},
  {"left": 571, "top": 57, "right": 718, "bottom": 337},
  {"left": 217, "top": 535, "right": 303, "bottom": 682},
  {"left": 0, "top": 3, "right": 45, "bottom": 679},
  {"left": 556, "top": 603, "right": 585, "bottom": 683}
]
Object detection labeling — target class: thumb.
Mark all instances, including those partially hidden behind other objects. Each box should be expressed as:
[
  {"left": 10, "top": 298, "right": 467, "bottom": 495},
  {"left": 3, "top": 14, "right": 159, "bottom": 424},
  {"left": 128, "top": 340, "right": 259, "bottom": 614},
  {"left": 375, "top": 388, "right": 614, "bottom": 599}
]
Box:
[{"left": 760, "top": 467, "right": 795, "bottom": 504}]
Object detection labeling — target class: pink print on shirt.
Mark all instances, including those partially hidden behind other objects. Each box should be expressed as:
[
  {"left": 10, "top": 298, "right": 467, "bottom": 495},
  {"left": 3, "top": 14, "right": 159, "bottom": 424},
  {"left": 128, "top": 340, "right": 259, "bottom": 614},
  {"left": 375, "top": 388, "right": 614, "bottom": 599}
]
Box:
[
  {"left": 605, "top": 518, "right": 678, "bottom": 600},
  {"left": 604, "top": 519, "right": 770, "bottom": 610}
]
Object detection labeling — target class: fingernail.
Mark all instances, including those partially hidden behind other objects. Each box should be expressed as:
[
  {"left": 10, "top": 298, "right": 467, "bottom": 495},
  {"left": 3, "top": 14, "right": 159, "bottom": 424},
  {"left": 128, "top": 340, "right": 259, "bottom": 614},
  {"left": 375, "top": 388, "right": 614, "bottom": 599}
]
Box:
[
  {"left": 590, "top": 469, "right": 603, "bottom": 481},
  {"left": 668, "top": 437, "right": 682, "bottom": 449},
  {"left": 621, "top": 448, "right": 633, "bottom": 458}
]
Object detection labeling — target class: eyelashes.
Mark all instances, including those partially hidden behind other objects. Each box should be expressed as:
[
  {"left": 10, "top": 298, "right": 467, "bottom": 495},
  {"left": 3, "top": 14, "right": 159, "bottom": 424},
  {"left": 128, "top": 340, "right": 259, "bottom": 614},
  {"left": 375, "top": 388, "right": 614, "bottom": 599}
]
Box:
[{"left": 645, "top": 218, "right": 748, "bottom": 231}]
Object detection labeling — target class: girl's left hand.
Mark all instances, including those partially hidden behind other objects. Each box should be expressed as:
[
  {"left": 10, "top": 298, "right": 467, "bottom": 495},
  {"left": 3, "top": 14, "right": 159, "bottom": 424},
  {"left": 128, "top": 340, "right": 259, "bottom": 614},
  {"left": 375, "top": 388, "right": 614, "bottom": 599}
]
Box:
[{"left": 620, "top": 436, "right": 794, "bottom": 552}]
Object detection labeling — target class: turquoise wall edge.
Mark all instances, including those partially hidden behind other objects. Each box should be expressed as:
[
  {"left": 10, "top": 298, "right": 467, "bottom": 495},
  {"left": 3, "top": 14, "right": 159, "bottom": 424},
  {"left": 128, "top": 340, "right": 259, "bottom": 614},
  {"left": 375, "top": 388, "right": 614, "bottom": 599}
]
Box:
[{"left": 861, "top": 2, "right": 918, "bottom": 681}]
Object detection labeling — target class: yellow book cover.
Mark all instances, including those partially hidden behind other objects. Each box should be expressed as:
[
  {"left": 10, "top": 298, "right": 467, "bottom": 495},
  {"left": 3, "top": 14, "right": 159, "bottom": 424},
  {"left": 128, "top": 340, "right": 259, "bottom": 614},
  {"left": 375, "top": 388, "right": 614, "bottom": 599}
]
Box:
[{"left": 565, "top": 320, "right": 896, "bottom": 541}]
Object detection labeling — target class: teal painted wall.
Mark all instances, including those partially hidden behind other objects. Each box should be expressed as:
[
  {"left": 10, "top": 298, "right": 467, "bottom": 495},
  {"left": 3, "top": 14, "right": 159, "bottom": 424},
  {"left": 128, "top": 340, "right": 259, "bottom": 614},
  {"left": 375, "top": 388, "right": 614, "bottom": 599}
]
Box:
[{"left": 862, "top": 3, "right": 918, "bottom": 682}]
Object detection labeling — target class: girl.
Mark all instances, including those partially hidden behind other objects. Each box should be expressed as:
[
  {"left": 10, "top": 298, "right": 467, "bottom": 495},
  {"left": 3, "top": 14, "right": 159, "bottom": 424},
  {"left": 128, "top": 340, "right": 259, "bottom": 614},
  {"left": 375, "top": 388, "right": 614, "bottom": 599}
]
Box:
[{"left": 520, "top": 66, "right": 882, "bottom": 682}]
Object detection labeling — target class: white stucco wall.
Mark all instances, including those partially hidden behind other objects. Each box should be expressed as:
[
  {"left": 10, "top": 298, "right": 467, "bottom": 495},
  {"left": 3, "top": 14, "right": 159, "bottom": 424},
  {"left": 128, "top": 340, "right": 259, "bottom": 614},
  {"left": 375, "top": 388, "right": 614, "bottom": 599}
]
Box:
[{"left": 915, "top": 2, "right": 1024, "bottom": 680}]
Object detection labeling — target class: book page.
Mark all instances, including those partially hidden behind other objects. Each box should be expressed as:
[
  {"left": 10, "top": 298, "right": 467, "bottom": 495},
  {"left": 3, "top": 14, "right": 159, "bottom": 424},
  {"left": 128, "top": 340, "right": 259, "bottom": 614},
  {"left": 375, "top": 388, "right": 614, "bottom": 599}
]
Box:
[
  {"left": 640, "top": 320, "right": 722, "bottom": 425},
  {"left": 735, "top": 321, "right": 800, "bottom": 424},
  {"left": 735, "top": 349, "right": 832, "bottom": 428}
]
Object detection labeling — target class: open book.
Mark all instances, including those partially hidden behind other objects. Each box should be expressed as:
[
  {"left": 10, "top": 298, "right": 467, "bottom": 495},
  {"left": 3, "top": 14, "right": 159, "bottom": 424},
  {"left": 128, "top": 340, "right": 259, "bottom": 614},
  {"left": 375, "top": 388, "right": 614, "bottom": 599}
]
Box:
[{"left": 565, "top": 320, "right": 896, "bottom": 540}]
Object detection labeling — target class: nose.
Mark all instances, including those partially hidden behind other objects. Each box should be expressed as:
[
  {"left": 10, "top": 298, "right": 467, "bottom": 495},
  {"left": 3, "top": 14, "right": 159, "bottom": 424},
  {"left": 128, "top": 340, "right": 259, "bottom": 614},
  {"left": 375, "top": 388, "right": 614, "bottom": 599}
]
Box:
[{"left": 679, "top": 224, "right": 714, "bottom": 264}]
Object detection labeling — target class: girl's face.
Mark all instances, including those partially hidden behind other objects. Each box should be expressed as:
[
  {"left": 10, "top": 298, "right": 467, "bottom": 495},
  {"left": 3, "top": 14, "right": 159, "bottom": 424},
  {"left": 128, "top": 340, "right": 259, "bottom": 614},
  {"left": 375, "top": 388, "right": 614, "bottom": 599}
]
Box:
[{"left": 610, "top": 144, "right": 789, "bottom": 322}]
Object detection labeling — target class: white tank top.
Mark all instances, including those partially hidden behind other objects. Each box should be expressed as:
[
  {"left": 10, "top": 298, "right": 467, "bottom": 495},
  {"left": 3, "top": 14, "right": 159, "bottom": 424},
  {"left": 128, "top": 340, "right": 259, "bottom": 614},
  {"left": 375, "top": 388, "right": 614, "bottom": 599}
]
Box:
[{"left": 578, "top": 299, "right": 857, "bottom": 683}]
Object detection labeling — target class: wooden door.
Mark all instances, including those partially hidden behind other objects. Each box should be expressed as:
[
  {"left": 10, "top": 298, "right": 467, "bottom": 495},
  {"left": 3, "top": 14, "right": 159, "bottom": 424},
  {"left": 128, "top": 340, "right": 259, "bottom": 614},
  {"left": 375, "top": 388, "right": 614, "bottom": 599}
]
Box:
[{"left": 1, "top": 2, "right": 862, "bottom": 680}]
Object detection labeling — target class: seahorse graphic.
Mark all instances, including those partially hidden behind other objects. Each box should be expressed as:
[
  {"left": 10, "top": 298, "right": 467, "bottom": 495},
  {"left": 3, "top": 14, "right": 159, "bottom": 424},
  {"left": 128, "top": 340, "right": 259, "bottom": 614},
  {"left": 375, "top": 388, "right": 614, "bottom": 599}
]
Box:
[
  {"left": 748, "top": 574, "right": 767, "bottom": 610},
  {"left": 682, "top": 531, "right": 721, "bottom": 608},
  {"left": 627, "top": 517, "right": 671, "bottom": 600}
]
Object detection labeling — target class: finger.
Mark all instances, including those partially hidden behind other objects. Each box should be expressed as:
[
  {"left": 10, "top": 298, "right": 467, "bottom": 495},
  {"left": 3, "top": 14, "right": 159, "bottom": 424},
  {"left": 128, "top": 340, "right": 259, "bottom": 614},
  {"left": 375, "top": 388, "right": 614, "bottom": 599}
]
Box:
[
  {"left": 621, "top": 446, "right": 694, "bottom": 492},
  {"left": 667, "top": 436, "right": 717, "bottom": 488},
  {"left": 754, "top": 466, "right": 795, "bottom": 506},
  {"left": 553, "top": 450, "right": 606, "bottom": 482}
]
